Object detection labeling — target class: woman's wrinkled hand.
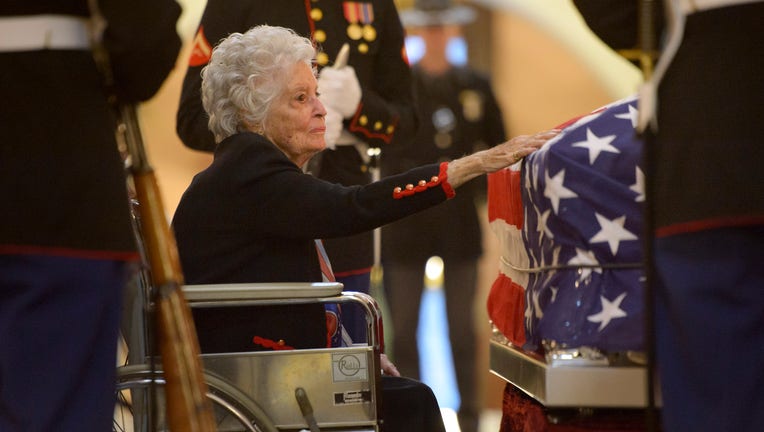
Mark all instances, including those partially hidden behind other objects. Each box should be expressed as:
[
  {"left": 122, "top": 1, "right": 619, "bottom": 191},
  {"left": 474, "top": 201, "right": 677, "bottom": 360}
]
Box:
[
  {"left": 485, "top": 128, "right": 561, "bottom": 172},
  {"left": 380, "top": 353, "right": 400, "bottom": 377},
  {"left": 446, "top": 128, "right": 561, "bottom": 189}
]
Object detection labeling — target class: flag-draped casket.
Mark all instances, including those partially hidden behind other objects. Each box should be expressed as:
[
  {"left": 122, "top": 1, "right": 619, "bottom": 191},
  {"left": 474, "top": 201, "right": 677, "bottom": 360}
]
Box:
[{"left": 487, "top": 95, "right": 645, "bottom": 354}]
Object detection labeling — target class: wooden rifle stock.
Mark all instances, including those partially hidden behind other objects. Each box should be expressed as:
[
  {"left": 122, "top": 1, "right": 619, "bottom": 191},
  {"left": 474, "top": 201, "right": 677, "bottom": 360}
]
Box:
[{"left": 118, "top": 104, "right": 217, "bottom": 431}]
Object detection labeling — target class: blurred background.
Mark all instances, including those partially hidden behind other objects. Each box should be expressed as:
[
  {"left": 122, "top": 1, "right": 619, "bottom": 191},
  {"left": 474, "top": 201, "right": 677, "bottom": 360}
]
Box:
[{"left": 137, "top": 1, "right": 643, "bottom": 429}]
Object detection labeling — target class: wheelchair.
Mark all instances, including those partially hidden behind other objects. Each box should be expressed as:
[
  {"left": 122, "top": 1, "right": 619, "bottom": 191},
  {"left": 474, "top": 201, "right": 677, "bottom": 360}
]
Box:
[{"left": 115, "top": 278, "right": 385, "bottom": 432}]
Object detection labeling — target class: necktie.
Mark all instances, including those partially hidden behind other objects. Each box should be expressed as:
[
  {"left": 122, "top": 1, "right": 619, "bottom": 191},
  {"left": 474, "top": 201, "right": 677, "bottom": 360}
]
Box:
[{"left": 315, "top": 239, "right": 343, "bottom": 347}]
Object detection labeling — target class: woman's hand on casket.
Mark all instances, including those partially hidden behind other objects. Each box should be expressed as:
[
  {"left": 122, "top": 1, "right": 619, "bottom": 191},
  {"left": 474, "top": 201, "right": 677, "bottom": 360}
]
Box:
[
  {"left": 446, "top": 129, "right": 560, "bottom": 189},
  {"left": 380, "top": 353, "right": 401, "bottom": 377}
]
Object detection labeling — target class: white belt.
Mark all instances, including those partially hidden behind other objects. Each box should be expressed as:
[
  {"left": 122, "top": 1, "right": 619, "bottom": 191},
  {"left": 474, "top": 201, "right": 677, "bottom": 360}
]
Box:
[
  {"left": 0, "top": 15, "right": 91, "bottom": 52},
  {"left": 678, "top": 0, "right": 763, "bottom": 14}
]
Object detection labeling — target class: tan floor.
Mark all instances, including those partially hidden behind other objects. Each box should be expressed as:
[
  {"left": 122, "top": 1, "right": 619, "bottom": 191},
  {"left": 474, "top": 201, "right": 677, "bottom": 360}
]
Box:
[{"left": 440, "top": 408, "right": 502, "bottom": 432}]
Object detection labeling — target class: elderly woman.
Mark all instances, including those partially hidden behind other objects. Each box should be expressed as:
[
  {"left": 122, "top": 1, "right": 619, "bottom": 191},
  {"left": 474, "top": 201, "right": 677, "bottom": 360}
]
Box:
[{"left": 172, "top": 24, "right": 556, "bottom": 431}]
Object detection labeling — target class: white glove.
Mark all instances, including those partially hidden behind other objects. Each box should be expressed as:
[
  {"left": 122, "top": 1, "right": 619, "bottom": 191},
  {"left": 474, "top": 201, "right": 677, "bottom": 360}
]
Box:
[
  {"left": 323, "top": 104, "right": 343, "bottom": 150},
  {"left": 318, "top": 65, "right": 362, "bottom": 118}
]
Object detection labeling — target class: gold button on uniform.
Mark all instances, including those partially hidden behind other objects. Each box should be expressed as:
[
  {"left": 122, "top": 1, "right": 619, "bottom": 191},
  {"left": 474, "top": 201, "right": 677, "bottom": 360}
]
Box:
[
  {"left": 316, "top": 52, "right": 329, "bottom": 66},
  {"left": 373, "top": 121, "right": 382, "bottom": 131},
  {"left": 310, "top": 8, "right": 323, "bottom": 21},
  {"left": 314, "top": 29, "right": 326, "bottom": 43},
  {"left": 358, "top": 43, "right": 369, "bottom": 54},
  {"left": 359, "top": 115, "right": 368, "bottom": 126}
]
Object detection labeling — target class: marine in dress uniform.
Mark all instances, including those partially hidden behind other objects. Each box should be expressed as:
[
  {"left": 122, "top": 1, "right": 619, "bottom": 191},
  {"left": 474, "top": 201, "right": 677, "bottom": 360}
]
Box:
[
  {"left": 0, "top": 1, "right": 181, "bottom": 430},
  {"left": 380, "top": 2, "right": 506, "bottom": 431},
  {"left": 638, "top": 1, "right": 764, "bottom": 430},
  {"left": 176, "top": 0, "right": 418, "bottom": 341}
]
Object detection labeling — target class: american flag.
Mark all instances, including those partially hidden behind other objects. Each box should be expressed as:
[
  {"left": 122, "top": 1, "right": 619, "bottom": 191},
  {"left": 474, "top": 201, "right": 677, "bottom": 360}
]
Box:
[{"left": 488, "top": 95, "right": 645, "bottom": 353}]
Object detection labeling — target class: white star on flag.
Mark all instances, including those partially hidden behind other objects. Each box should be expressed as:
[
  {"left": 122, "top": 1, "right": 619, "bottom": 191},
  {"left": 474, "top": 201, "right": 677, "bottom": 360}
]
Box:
[
  {"left": 571, "top": 128, "right": 620, "bottom": 164},
  {"left": 589, "top": 213, "right": 638, "bottom": 255},
  {"left": 531, "top": 288, "right": 544, "bottom": 319},
  {"left": 544, "top": 169, "right": 578, "bottom": 214},
  {"left": 509, "top": 95, "right": 645, "bottom": 351},
  {"left": 615, "top": 104, "right": 639, "bottom": 128},
  {"left": 524, "top": 293, "right": 534, "bottom": 326},
  {"left": 587, "top": 292, "right": 628, "bottom": 331},
  {"left": 568, "top": 247, "right": 602, "bottom": 282},
  {"left": 631, "top": 166, "right": 645, "bottom": 202},
  {"left": 535, "top": 207, "right": 554, "bottom": 241},
  {"left": 527, "top": 159, "right": 538, "bottom": 191}
]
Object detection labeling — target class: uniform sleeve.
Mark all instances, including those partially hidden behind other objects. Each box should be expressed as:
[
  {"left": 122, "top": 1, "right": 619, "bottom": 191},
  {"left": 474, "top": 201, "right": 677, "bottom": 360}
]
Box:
[
  {"left": 217, "top": 139, "right": 448, "bottom": 240},
  {"left": 98, "top": 0, "right": 182, "bottom": 102},
  {"left": 176, "top": 0, "right": 255, "bottom": 152},
  {"left": 345, "top": 2, "right": 418, "bottom": 149},
  {"left": 259, "top": 164, "right": 448, "bottom": 240}
]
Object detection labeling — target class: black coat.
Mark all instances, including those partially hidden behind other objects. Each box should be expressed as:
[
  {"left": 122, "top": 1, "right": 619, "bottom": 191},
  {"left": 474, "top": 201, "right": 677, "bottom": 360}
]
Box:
[
  {"left": 650, "top": 3, "right": 764, "bottom": 234},
  {"left": 0, "top": 0, "right": 181, "bottom": 258},
  {"left": 176, "top": 0, "right": 418, "bottom": 272},
  {"left": 172, "top": 132, "right": 451, "bottom": 350}
]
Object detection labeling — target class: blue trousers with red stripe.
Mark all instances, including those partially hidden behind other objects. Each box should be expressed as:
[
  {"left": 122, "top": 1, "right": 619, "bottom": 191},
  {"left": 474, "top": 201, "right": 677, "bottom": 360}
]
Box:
[
  {"left": 0, "top": 255, "right": 128, "bottom": 432},
  {"left": 653, "top": 226, "right": 764, "bottom": 432}
]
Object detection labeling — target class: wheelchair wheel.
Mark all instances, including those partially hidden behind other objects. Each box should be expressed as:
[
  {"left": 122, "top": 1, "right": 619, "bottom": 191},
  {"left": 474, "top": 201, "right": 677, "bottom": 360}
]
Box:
[{"left": 113, "top": 364, "right": 278, "bottom": 432}]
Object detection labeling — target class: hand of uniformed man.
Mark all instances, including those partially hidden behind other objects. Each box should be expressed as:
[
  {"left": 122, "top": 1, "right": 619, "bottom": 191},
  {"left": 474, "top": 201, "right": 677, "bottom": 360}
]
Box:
[
  {"left": 323, "top": 104, "right": 343, "bottom": 150},
  {"left": 318, "top": 66, "right": 362, "bottom": 118}
]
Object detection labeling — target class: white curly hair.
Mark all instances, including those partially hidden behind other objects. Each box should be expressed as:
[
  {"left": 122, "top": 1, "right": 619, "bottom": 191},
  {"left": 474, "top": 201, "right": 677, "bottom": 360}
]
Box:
[{"left": 201, "top": 25, "right": 317, "bottom": 143}]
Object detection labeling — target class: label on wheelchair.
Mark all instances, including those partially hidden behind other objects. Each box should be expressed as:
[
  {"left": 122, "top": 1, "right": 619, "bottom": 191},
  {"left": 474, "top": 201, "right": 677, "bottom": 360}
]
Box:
[
  {"left": 331, "top": 352, "right": 368, "bottom": 382},
  {"left": 334, "top": 389, "right": 373, "bottom": 405}
]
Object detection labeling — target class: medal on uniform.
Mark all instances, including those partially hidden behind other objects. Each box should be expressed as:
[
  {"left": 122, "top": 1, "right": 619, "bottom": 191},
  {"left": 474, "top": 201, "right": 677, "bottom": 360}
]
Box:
[
  {"left": 344, "top": 1, "right": 376, "bottom": 43},
  {"left": 358, "top": 2, "right": 377, "bottom": 42},
  {"left": 347, "top": 24, "right": 362, "bottom": 40},
  {"left": 362, "top": 24, "right": 376, "bottom": 42},
  {"left": 343, "top": 2, "right": 363, "bottom": 40}
]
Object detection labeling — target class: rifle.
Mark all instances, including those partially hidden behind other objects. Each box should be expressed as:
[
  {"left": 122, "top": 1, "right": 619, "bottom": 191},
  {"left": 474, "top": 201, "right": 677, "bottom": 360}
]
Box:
[
  {"left": 84, "top": 2, "right": 216, "bottom": 427},
  {"left": 118, "top": 103, "right": 217, "bottom": 431}
]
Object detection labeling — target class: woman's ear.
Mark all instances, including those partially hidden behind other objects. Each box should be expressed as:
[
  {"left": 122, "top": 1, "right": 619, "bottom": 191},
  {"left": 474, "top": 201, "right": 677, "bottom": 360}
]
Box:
[{"left": 240, "top": 112, "right": 264, "bottom": 135}]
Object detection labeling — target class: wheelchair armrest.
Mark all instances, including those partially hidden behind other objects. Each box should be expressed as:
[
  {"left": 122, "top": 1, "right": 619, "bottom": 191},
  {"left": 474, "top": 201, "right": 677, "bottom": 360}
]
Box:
[
  {"left": 181, "top": 282, "right": 383, "bottom": 350},
  {"left": 182, "top": 282, "right": 344, "bottom": 301}
]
